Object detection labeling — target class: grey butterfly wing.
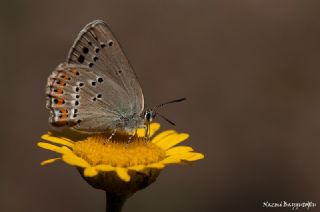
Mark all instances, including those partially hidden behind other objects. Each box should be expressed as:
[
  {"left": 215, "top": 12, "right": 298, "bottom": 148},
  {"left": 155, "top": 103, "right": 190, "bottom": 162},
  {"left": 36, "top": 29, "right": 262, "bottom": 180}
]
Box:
[
  {"left": 67, "top": 20, "right": 144, "bottom": 117},
  {"left": 46, "top": 63, "right": 125, "bottom": 132}
]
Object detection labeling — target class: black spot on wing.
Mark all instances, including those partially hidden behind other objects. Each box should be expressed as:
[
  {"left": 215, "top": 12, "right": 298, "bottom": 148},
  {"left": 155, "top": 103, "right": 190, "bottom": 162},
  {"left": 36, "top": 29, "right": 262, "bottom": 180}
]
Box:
[
  {"left": 78, "top": 55, "right": 85, "bottom": 63},
  {"left": 97, "top": 77, "right": 103, "bottom": 83},
  {"left": 82, "top": 47, "right": 89, "bottom": 54}
]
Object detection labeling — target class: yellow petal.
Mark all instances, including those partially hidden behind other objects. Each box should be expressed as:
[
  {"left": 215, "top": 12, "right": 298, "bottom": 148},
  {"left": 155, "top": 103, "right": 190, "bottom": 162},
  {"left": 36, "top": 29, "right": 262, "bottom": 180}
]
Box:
[
  {"left": 184, "top": 152, "right": 205, "bottom": 161},
  {"left": 62, "top": 153, "right": 90, "bottom": 168},
  {"left": 41, "top": 134, "right": 74, "bottom": 147},
  {"left": 152, "top": 130, "right": 176, "bottom": 144},
  {"left": 148, "top": 123, "right": 161, "bottom": 137},
  {"left": 37, "top": 142, "right": 72, "bottom": 154},
  {"left": 156, "top": 133, "right": 189, "bottom": 150},
  {"left": 136, "top": 122, "right": 160, "bottom": 137},
  {"left": 156, "top": 152, "right": 204, "bottom": 165},
  {"left": 174, "top": 152, "right": 204, "bottom": 161},
  {"left": 115, "top": 167, "right": 130, "bottom": 182},
  {"left": 147, "top": 163, "right": 165, "bottom": 169},
  {"left": 94, "top": 164, "right": 115, "bottom": 172},
  {"left": 40, "top": 158, "right": 61, "bottom": 166},
  {"left": 165, "top": 146, "right": 194, "bottom": 156},
  {"left": 160, "top": 157, "right": 182, "bottom": 164},
  {"left": 128, "top": 165, "right": 145, "bottom": 172},
  {"left": 84, "top": 167, "right": 98, "bottom": 177}
]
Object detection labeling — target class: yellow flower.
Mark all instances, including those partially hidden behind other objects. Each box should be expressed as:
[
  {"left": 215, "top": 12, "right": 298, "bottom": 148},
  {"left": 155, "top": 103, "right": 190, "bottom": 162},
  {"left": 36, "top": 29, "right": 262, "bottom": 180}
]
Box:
[{"left": 37, "top": 123, "right": 204, "bottom": 209}]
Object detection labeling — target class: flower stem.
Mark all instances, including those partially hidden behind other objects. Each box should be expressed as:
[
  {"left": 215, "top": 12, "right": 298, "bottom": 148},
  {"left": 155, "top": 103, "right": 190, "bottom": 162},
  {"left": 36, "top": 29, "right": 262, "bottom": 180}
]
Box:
[{"left": 105, "top": 192, "right": 129, "bottom": 212}]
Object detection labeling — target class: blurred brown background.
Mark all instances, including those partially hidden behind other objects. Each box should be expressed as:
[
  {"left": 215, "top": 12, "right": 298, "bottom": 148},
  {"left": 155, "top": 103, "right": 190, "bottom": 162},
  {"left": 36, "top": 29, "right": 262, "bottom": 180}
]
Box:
[{"left": 1, "top": 0, "right": 320, "bottom": 211}]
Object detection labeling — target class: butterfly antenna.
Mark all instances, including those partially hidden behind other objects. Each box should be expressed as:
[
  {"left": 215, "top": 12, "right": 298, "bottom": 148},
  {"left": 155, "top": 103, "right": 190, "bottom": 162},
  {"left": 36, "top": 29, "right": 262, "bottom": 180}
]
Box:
[
  {"left": 154, "top": 98, "right": 187, "bottom": 110},
  {"left": 151, "top": 97, "right": 186, "bottom": 126},
  {"left": 156, "top": 112, "right": 176, "bottom": 126}
]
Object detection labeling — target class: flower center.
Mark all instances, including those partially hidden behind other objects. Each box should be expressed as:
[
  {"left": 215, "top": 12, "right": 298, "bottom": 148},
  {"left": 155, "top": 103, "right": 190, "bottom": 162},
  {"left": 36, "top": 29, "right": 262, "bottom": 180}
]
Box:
[{"left": 73, "top": 135, "right": 166, "bottom": 167}]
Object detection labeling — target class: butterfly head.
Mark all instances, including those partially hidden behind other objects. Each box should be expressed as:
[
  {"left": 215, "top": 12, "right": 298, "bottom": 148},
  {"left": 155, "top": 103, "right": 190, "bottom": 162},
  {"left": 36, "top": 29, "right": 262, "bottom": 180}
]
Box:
[{"left": 143, "top": 109, "right": 156, "bottom": 124}]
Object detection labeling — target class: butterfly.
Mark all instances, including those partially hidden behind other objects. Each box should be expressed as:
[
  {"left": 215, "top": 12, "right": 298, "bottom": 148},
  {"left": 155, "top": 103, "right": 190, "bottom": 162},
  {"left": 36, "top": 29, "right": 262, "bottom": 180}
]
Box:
[{"left": 46, "top": 20, "right": 185, "bottom": 139}]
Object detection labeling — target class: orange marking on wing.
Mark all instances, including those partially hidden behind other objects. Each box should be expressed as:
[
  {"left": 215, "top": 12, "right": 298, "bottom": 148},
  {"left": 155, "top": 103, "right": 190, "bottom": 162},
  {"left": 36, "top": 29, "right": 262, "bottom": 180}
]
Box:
[
  {"left": 70, "top": 69, "right": 79, "bottom": 76},
  {"left": 59, "top": 73, "right": 71, "bottom": 80},
  {"left": 54, "top": 80, "right": 66, "bottom": 86},
  {"left": 54, "top": 98, "right": 65, "bottom": 105},
  {"left": 54, "top": 89, "right": 63, "bottom": 94},
  {"left": 60, "top": 108, "right": 68, "bottom": 114},
  {"left": 60, "top": 114, "right": 68, "bottom": 120}
]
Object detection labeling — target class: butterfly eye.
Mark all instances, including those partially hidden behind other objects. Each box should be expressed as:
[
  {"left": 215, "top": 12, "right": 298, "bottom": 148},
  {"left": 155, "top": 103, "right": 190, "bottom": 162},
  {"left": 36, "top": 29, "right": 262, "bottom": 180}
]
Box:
[
  {"left": 108, "top": 40, "right": 113, "bottom": 46},
  {"left": 144, "top": 111, "right": 153, "bottom": 122}
]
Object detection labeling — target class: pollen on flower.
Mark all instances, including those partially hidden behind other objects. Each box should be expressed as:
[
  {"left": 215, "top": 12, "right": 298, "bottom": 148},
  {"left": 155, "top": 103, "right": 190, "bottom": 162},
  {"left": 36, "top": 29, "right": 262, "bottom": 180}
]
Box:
[{"left": 72, "top": 135, "right": 166, "bottom": 167}]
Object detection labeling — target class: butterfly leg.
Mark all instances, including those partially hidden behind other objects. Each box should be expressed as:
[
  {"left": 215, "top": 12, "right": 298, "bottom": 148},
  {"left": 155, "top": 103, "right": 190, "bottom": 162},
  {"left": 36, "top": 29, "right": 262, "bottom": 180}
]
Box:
[
  {"left": 127, "top": 135, "right": 133, "bottom": 144},
  {"left": 107, "top": 129, "right": 117, "bottom": 142},
  {"left": 127, "top": 129, "right": 137, "bottom": 144},
  {"left": 144, "top": 123, "right": 150, "bottom": 143},
  {"left": 124, "top": 136, "right": 131, "bottom": 148}
]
